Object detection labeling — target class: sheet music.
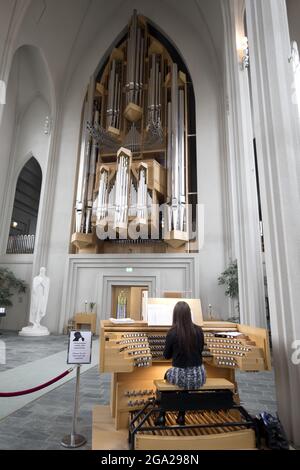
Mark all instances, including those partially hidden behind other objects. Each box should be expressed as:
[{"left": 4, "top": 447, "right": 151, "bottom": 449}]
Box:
[
  {"left": 147, "top": 304, "right": 173, "bottom": 326},
  {"left": 147, "top": 303, "right": 196, "bottom": 326}
]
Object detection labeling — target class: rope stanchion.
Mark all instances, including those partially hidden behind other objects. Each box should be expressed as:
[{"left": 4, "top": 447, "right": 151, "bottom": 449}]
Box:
[{"left": 0, "top": 368, "right": 74, "bottom": 397}]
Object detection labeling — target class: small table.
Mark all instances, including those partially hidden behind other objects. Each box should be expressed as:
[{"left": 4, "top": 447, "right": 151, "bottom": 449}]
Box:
[{"left": 74, "top": 313, "right": 97, "bottom": 334}]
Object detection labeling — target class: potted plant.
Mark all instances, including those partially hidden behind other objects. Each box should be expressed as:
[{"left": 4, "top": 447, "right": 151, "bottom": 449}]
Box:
[
  {"left": 218, "top": 260, "right": 239, "bottom": 322},
  {"left": 0, "top": 268, "right": 27, "bottom": 316},
  {"left": 89, "top": 302, "right": 96, "bottom": 313}
]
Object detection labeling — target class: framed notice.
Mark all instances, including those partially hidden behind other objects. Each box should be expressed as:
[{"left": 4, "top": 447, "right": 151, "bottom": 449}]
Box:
[{"left": 67, "top": 330, "right": 92, "bottom": 365}]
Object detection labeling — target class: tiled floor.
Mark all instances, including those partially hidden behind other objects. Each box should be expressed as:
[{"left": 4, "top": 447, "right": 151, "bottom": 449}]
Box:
[
  {"left": 0, "top": 331, "right": 69, "bottom": 371},
  {"left": 0, "top": 333, "right": 278, "bottom": 450},
  {"left": 0, "top": 367, "right": 110, "bottom": 450},
  {"left": 236, "top": 370, "right": 277, "bottom": 416}
]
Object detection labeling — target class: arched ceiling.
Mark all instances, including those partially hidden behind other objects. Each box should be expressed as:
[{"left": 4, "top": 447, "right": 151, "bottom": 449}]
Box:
[
  {"left": 14, "top": 0, "right": 224, "bottom": 97},
  {"left": 8, "top": 45, "right": 51, "bottom": 118}
]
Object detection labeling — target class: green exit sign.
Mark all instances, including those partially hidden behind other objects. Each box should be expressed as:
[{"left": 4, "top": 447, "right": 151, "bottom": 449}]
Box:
[{"left": 126, "top": 267, "right": 133, "bottom": 273}]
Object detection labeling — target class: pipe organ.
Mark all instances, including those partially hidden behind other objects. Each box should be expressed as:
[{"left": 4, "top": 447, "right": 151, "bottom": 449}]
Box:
[{"left": 71, "top": 10, "right": 197, "bottom": 254}]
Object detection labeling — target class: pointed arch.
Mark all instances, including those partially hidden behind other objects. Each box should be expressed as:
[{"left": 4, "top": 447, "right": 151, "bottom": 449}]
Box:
[{"left": 7, "top": 156, "right": 42, "bottom": 254}]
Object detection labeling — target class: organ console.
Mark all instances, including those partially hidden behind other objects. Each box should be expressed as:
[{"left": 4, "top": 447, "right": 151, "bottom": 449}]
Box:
[
  {"left": 71, "top": 10, "right": 196, "bottom": 254},
  {"left": 95, "top": 298, "right": 271, "bottom": 449}
]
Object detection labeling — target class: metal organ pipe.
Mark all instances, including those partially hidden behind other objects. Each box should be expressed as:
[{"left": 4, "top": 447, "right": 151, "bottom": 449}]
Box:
[
  {"left": 107, "top": 60, "right": 122, "bottom": 130},
  {"left": 139, "top": 38, "right": 144, "bottom": 106},
  {"left": 178, "top": 89, "right": 186, "bottom": 231},
  {"left": 123, "top": 160, "right": 129, "bottom": 224},
  {"left": 171, "top": 63, "right": 179, "bottom": 231},
  {"left": 155, "top": 60, "right": 159, "bottom": 121},
  {"left": 167, "top": 63, "right": 186, "bottom": 232},
  {"left": 137, "top": 167, "right": 147, "bottom": 221},
  {"left": 116, "top": 80, "right": 121, "bottom": 129},
  {"left": 96, "top": 170, "right": 109, "bottom": 223},
  {"left": 75, "top": 78, "right": 95, "bottom": 234},
  {"left": 75, "top": 98, "right": 89, "bottom": 233},
  {"left": 135, "top": 27, "right": 141, "bottom": 104},
  {"left": 115, "top": 157, "right": 122, "bottom": 223},
  {"left": 126, "top": 9, "right": 144, "bottom": 106},
  {"left": 158, "top": 71, "right": 161, "bottom": 121},
  {"left": 114, "top": 154, "right": 131, "bottom": 227},
  {"left": 112, "top": 71, "right": 118, "bottom": 128},
  {"left": 167, "top": 102, "right": 172, "bottom": 204},
  {"left": 107, "top": 60, "right": 115, "bottom": 126},
  {"left": 85, "top": 102, "right": 100, "bottom": 234}
]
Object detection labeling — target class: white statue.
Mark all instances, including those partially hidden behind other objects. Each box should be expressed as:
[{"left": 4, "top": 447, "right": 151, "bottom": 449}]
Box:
[{"left": 19, "top": 267, "right": 50, "bottom": 337}]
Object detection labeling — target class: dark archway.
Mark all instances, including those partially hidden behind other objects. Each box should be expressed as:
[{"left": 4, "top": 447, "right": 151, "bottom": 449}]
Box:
[{"left": 7, "top": 157, "right": 42, "bottom": 254}]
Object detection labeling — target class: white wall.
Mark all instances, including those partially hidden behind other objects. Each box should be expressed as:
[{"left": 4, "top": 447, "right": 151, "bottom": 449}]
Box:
[
  {"left": 15, "top": 97, "right": 50, "bottom": 173},
  {"left": 0, "top": 45, "right": 52, "bottom": 330},
  {"left": 0, "top": 58, "right": 18, "bottom": 225},
  {"left": 0, "top": 46, "right": 51, "bottom": 253},
  {"left": 56, "top": 255, "right": 197, "bottom": 334}
]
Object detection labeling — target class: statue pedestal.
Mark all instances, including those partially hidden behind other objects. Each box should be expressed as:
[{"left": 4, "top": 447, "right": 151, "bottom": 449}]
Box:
[{"left": 19, "top": 325, "right": 50, "bottom": 337}]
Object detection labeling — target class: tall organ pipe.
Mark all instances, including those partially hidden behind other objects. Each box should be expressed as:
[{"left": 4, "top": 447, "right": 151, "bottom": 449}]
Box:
[
  {"left": 167, "top": 102, "right": 172, "bottom": 203},
  {"left": 168, "top": 63, "right": 186, "bottom": 232},
  {"left": 137, "top": 167, "right": 147, "bottom": 221},
  {"left": 75, "top": 78, "right": 95, "bottom": 233},
  {"left": 97, "top": 170, "right": 109, "bottom": 223},
  {"left": 139, "top": 38, "right": 144, "bottom": 106},
  {"left": 171, "top": 63, "right": 179, "bottom": 209},
  {"left": 126, "top": 10, "right": 144, "bottom": 106},
  {"left": 114, "top": 155, "right": 130, "bottom": 227},
  {"left": 85, "top": 102, "right": 100, "bottom": 233},
  {"left": 178, "top": 89, "right": 186, "bottom": 231},
  {"left": 178, "top": 89, "right": 185, "bottom": 204},
  {"left": 75, "top": 98, "right": 88, "bottom": 233}
]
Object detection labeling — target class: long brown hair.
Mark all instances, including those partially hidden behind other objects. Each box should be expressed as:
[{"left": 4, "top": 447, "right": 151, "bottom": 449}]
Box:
[{"left": 171, "top": 301, "right": 197, "bottom": 355}]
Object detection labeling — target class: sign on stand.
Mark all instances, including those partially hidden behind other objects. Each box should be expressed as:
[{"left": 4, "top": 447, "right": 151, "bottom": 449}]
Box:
[
  {"left": 61, "top": 330, "right": 92, "bottom": 449},
  {"left": 67, "top": 330, "right": 92, "bottom": 364}
]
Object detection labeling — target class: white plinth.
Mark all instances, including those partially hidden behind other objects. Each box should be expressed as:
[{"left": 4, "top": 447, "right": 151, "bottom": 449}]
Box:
[{"left": 19, "top": 325, "right": 50, "bottom": 337}]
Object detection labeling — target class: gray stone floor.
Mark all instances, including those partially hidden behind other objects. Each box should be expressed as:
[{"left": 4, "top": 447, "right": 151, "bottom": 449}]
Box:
[
  {"left": 0, "top": 367, "right": 111, "bottom": 450},
  {"left": 0, "top": 333, "right": 278, "bottom": 450},
  {"left": 0, "top": 331, "right": 68, "bottom": 371},
  {"left": 236, "top": 370, "right": 277, "bottom": 416}
]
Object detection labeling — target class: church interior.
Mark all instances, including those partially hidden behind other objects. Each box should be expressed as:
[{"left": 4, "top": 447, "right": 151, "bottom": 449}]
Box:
[{"left": 0, "top": 0, "right": 299, "bottom": 452}]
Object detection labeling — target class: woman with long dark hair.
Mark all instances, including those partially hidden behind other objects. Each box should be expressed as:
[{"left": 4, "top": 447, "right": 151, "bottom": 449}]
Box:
[{"left": 155, "top": 301, "right": 206, "bottom": 426}]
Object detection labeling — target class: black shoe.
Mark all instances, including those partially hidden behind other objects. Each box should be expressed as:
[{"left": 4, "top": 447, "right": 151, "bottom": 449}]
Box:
[
  {"left": 154, "top": 412, "right": 166, "bottom": 426},
  {"left": 176, "top": 411, "right": 185, "bottom": 426}
]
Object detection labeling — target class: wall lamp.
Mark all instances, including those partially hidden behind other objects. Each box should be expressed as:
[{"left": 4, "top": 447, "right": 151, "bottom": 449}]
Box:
[
  {"left": 238, "top": 36, "right": 250, "bottom": 71},
  {"left": 44, "top": 115, "right": 53, "bottom": 135}
]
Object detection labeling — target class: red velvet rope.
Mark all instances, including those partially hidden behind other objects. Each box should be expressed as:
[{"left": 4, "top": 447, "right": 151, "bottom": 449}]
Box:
[{"left": 0, "top": 368, "right": 74, "bottom": 397}]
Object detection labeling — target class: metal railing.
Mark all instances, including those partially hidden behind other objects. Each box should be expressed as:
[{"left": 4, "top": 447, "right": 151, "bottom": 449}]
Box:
[{"left": 6, "top": 234, "right": 35, "bottom": 254}]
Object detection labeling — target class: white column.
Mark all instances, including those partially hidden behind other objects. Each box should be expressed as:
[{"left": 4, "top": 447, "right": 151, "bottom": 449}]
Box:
[
  {"left": 0, "top": 0, "right": 31, "bottom": 127},
  {"left": 246, "top": 0, "right": 300, "bottom": 446},
  {"left": 222, "top": 0, "right": 266, "bottom": 327}
]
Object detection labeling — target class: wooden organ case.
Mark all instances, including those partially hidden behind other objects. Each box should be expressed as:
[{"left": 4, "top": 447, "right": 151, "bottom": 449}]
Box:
[
  {"left": 71, "top": 10, "right": 197, "bottom": 255},
  {"left": 97, "top": 298, "right": 271, "bottom": 450}
]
